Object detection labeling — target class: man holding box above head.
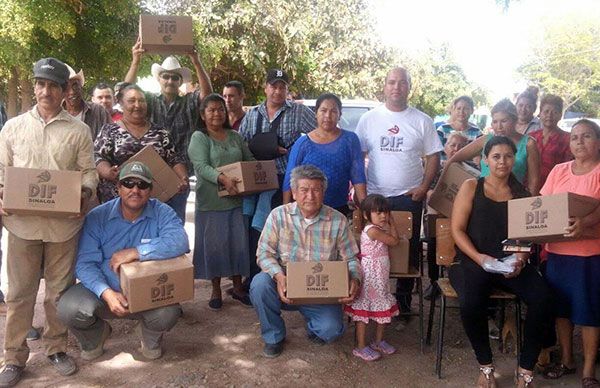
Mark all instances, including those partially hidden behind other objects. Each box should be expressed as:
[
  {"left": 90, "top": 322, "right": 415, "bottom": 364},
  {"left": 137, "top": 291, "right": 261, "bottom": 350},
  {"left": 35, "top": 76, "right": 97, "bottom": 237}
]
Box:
[
  {"left": 124, "top": 38, "right": 213, "bottom": 219},
  {"left": 0, "top": 57, "right": 98, "bottom": 387},
  {"left": 250, "top": 165, "right": 361, "bottom": 358},
  {"left": 57, "top": 161, "right": 189, "bottom": 362}
]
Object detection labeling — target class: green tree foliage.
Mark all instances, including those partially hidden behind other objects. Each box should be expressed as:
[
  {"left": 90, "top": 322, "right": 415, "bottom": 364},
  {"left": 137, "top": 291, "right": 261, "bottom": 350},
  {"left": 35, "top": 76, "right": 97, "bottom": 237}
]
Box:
[
  {"left": 518, "top": 12, "right": 600, "bottom": 116},
  {"left": 142, "top": 0, "right": 397, "bottom": 104},
  {"left": 402, "top": 44, "right": 490, "bottom": 118},
  {"left": 0, "top": 0, "right": 140, "bottom": 112}
]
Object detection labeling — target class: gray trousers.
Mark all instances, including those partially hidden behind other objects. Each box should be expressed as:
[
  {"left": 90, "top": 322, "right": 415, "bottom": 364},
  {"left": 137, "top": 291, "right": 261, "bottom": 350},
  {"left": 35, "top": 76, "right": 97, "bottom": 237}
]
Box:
[{"left": 57, "top": 283, "right": 181, "bottom": 351}]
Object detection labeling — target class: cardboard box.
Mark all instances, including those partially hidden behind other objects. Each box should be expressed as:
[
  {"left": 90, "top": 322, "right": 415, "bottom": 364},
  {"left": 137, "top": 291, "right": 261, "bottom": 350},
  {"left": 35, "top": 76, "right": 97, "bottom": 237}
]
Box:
[
  {"left": 217, "top": 161, "right": 278, "bottom": 197},
  {"left": 2, "top": 167, "right": 82, "bottom": 217},
  {"left": 139, "top": 15, "right": 194, "bottom": 54},
  {"left": 389, "top": 211, "right": 412, "bottom": 274},
  {"left": 127, "top": 145, "right": 180, "bottom": 202},
  {"left": 286, "top": 261, "right": 349, "bottom": 304},
  {"left": 120, "top": 255, "right": 194, "bottom": 313},
  {"left": 436, "top": 218, "right": 455, "bottom": 266},
  {"left": 508, "top": 192, "right": 600, "bottom": 242},
  {"left": 429, "top": 162, "right": 480, "bottom": 217}
]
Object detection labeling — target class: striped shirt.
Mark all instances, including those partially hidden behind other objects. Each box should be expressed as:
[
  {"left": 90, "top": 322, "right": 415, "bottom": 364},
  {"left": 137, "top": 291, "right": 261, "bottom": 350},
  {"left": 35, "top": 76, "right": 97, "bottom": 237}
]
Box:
[
  {"left": 239, "top": 100, "right": 316, "bottom": 175},
  {"left": 257, "top": 202, "right": 361, "bottom": 280}
]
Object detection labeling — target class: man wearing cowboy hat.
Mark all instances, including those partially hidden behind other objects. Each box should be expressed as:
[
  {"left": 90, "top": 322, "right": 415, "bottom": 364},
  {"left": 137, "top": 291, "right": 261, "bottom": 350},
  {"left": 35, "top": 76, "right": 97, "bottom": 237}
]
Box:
[
  {"left": 124, "top": 38, "right": 213, "bottom": 221},
  {"left": 62, "top": 64, "right": 112, "bottom": 140}
]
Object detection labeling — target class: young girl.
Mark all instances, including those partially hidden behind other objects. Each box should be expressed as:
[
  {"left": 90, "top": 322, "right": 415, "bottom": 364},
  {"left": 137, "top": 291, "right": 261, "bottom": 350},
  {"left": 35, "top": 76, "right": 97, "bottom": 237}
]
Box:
[{"left": 345, "top": 194, "right": 400, "bottom": 361}]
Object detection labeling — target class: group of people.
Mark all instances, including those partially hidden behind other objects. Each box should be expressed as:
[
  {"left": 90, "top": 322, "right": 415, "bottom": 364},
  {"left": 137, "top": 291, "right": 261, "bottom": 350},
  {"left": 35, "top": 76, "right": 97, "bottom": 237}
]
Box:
[{"left": 0, "top": 43, "right": 597, "bottom": 388}]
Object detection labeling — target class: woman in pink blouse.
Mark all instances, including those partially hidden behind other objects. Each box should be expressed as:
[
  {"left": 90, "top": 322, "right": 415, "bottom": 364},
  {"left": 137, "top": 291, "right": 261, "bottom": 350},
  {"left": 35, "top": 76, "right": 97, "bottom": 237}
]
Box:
[{"left": 540, "top": 119, "right": 600, "bottom": 387}]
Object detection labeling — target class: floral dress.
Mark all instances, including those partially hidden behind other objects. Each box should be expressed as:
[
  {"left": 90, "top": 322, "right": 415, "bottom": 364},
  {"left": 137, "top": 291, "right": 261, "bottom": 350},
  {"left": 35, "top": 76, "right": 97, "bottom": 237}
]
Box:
[{"left": 344, "top": 224, "right": 399, "bottom": 324}]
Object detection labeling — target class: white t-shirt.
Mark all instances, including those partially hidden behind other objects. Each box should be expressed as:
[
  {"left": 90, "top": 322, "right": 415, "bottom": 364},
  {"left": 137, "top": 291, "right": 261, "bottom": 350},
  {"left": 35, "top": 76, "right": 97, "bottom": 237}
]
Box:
[{"left": 356, "top": 105, "right": 442, "bottom": 197}]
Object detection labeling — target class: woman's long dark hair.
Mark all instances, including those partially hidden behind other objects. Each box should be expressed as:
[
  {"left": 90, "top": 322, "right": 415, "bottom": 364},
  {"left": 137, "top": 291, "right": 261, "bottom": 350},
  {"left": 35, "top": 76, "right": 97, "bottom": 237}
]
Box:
[{"left": 483, "top": 135, "right": 530, "bottom": 199}]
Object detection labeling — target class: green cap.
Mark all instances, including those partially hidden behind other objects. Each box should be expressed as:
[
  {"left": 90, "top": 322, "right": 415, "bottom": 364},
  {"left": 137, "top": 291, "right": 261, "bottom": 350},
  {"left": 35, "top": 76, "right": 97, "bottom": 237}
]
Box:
[{"left": 119, "top": 161, "right": 153, "bottom": 183}]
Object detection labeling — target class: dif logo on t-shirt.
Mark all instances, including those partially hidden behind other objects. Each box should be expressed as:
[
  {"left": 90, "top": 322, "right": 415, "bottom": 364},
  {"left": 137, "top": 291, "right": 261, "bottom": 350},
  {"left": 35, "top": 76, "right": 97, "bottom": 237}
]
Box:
[{"left": 380, "top": 125, "right": 403, "bottom": 152}]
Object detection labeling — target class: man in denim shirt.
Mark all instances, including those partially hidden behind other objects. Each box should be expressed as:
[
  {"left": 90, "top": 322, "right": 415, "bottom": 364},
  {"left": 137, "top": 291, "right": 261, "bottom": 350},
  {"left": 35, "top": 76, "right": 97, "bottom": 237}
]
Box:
[{"left": 58, "top": 162, "right": 189, "bottom": 362}]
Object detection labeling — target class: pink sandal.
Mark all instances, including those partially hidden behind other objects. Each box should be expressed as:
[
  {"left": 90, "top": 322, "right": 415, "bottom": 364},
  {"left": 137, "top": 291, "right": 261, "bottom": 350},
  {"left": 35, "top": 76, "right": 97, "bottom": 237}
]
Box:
[
  {"left": 352, "top": 346, "right": 381, "bottom": 361},
  {"left": 370, "top": 340, "right": 396, "bottom": 355}
]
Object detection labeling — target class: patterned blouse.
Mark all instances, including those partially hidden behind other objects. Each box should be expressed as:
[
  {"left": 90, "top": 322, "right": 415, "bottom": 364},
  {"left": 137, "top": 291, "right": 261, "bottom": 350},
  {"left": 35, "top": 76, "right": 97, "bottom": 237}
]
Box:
[{"left": 94, "top": 122, "right": 186, "bottom": 202}]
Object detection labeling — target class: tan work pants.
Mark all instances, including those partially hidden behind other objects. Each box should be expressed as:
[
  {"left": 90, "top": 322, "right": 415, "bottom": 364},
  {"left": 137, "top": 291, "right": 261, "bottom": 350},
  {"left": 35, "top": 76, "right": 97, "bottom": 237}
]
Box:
[{"left": 3, "top": 232, "right": 78, "bottom": 366}]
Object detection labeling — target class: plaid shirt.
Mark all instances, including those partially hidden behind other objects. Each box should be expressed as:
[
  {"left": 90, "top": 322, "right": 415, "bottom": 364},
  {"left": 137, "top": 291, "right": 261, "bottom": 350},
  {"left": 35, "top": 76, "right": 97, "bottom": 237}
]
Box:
[
  {"left": 145, "top": 90, "right": 201, "bottom": 174},
  {"left": 239, "top": 100, "right": 316, "bottom": 174},
  {"left": 529, "top": 128, "right": 573, "bottom": 186},
  {"left": 257, "top": 202, "right": 361, "bottom": 280}
]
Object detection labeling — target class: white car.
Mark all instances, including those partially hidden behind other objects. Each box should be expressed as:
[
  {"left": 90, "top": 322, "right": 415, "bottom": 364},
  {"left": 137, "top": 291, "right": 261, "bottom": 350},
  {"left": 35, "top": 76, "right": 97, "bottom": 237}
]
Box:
[
  {"left": 297, "top": 99, "right": 381, "bottom": 132},
  {"left": 558, "top": 117, "right": 600, "bottom": 132}
]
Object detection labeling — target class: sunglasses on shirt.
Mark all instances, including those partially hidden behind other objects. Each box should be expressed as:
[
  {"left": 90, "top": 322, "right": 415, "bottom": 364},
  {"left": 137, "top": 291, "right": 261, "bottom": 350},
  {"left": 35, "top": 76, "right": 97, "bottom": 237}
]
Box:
[
  {"left": 120, "top": 179, "right": 152, "bottom": 190},
  {"left": 160, "top": 73, "right": 181, "bottom": 82}
]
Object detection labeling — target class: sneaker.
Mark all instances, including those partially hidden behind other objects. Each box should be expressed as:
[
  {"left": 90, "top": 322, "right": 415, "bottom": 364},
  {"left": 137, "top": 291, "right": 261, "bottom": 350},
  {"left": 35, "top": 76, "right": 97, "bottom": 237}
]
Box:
[
  {"left": 136, "top": 324, "right": 162, "bottom": 360},
  {"left": 47, "top": 352, "right": 77, "bottom": 376},
  {"left": 231, "top": 291, "right": 252, "bottom": 307},
  {"left": 208, "top": 298, "right": 223, "bottom": 310},
  {"left": 26, "top": 327, "right": 40, "bottom": 341},
  {"left": 370, "top": 340, "right": 396, "bottom": 355},
  {"left": 262, "top": 340, "right": 284, "bottom": 358},
  {"left": 0, "top": 365, "right": 24, "bottom": 387},
  {"left": 81, "top": 322, "right": 112, "bottom": 361},
  {"left": 352, "top": 346, "right": 381, "bottom": 361}
]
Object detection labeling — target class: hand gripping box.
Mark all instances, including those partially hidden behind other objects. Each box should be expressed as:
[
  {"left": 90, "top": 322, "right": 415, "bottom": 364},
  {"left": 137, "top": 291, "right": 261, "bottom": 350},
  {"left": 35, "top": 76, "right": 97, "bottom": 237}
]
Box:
[
  {"left": 127, "top": 145, "right": 181, "bottom": 203},
  {"left": 216, "top": 161, "right": 278, "bottom": 197},
  {"left": 139, "top": 15, "right": 194, "bottom": 54},
  {"left": 508, "top": 192, "right": 600, "bottom": 243},
  {"left": 429, "top": 162, "right": 480, "bottom": 218},
  {"left": 286, "top": 261, "right": 349, "bottom": 304},
  {"left": 2, "top": 167, "right": 81, "bottom": 217},
  {"left": 119, "top": 255, "right": 194, "bottom": 313}
]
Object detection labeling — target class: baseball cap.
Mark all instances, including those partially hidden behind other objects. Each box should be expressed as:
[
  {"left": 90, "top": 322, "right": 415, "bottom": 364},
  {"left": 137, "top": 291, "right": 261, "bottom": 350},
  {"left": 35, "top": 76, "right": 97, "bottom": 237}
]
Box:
[
  {"left": 33, "top": 58, "right": 70, "bottom": 86},
  {"left": 119, "top": 162, "right": 153, "bottom": 183},
  {"left": 266, "top": 69, "right": 289, "bottom": 85}
]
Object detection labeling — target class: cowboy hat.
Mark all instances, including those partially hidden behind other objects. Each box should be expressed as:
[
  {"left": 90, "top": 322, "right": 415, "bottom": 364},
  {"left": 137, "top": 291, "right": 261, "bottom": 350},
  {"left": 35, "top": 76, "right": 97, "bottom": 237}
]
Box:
[
  {"left": 150, "top": 56, "right": 192, "bottom": 83},
  {"left": 65, "top": 63, "right": 85, "bottom": 87}
]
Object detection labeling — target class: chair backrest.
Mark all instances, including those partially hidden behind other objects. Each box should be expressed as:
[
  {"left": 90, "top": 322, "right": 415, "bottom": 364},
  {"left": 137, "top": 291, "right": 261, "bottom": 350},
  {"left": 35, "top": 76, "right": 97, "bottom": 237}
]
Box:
[
  {"left": 391, "top": 211, "right": 412, "bottom": 238},
  {"left": 436, "top": 218, "right": 456, "bottom": 267}
]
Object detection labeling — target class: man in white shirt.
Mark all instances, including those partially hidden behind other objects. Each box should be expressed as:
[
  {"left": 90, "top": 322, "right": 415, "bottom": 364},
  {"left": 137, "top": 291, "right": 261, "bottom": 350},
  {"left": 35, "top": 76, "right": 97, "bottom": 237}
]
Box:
[{"left": 356, "top": 67, "right": 442, "bottom": 317}]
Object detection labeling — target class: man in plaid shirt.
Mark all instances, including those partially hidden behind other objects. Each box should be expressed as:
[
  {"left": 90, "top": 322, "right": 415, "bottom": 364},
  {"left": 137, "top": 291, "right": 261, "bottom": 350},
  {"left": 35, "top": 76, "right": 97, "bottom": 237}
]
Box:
[{"left": 250, "top": 165, "right": 361, "bottom": 358}]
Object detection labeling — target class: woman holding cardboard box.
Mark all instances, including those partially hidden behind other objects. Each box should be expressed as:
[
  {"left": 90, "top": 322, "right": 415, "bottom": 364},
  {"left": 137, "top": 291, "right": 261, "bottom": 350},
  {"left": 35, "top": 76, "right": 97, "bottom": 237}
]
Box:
[
  {"left": 445, "top": 99, "right": 541, "bottom": 196},
  {"left": 188, "top": 93, "right": 254, "bottom": 310},
  {"left": 539, "top": 119, "right": 600, "bottom": 387},
  {"left": 450, "top": 135, "right": 552, "bottom": 388},
  {"left": 94, "top": 84, "right": 189, "bottom": 217}
]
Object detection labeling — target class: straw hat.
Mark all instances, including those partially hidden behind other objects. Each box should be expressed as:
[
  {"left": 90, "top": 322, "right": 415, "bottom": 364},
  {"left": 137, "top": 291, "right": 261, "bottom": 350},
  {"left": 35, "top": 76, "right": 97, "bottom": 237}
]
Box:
[
  {"left": 150, "top": 56, "right": 192, "bottom": 83},
  {"left": 65, "top": 64, "right": 85, "bottom": 87}
]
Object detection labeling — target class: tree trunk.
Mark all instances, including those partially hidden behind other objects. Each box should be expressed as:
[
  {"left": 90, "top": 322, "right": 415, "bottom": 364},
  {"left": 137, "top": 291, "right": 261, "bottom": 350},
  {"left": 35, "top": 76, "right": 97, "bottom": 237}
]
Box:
[
  {"left": 20, "top": 74, "right": 33, "bottom": 113},
  {"left": 7, "top": 67, "right": 19, "bottom": 118}
]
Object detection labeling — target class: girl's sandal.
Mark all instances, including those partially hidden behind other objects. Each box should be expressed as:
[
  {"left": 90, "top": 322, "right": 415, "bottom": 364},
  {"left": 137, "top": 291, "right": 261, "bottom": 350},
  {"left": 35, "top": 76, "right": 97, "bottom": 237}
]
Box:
[
  {"left": 352, "top": 346, "right": 381, "bottom": 361},
  {"left": 542, "top": 363, "right": 576, "bottom": 379},
  {"left": 582, "top": 377, "right": 600, "bottom": 388},
  {"left": 515, "top": 371, "right": 534, "bottom": 388},
  {"left": 370, "top": 340, "right": 396, "bottom": 355},
  {"left": 477, "top": 366, "right": 496, "bottom": 388}
]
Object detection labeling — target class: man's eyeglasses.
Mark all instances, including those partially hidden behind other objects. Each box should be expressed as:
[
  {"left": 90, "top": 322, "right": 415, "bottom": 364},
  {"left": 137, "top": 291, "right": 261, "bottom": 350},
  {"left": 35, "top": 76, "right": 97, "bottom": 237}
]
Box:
[
  {"left": 160, "top": 73, "right": 181, "bottom": 82},
  {"left": 120, "top": 179, "right": 152, "bottom": 190}
]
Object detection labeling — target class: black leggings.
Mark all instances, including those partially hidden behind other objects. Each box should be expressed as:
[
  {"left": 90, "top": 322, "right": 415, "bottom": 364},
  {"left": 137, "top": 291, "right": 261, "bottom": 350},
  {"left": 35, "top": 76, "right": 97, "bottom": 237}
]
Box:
[{"left": 448, "top": 257, "right": 553, "bottom": 370}]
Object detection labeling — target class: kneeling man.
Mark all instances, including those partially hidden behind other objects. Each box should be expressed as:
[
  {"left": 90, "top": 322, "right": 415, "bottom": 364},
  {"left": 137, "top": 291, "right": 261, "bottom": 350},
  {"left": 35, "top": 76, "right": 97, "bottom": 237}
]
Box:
[
  {"left": 250, "top": 165, "right": 361, "bottom": 358},
  {"left": 58, "top": 162, "right": 189, "bottom": 360}
]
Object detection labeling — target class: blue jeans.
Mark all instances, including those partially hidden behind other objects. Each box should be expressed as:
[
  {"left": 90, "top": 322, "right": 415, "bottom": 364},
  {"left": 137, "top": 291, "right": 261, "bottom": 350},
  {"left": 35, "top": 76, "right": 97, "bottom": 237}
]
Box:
[
  {"left": 250, "top": 272, "right": 345, "bottom": 345},
  {"left": 166, "top": 188, "right": 190, "bottom": 223},
  {"left": 386, "top": 194, "right": 423, "bottom": 313}
]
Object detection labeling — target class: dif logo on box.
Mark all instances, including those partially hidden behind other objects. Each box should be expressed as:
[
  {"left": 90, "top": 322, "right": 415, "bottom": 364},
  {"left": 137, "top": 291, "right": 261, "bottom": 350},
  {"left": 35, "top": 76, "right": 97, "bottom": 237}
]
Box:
[
  {"left": 253, "top": 162, "right": 268, "bottom": 185},
  {"left": 151, "top": 273, "right": 175, "bottom": 303},
  {"left": 525, "top": 197, "right": 548, "bottom": 230},
  {"left": 157, "top": 19, "right": 177, "bottom": 44},
  {"left": 306, "top": 263, "right": 330, "bottom": 291},
  {"left": 28, "top": 170, "right": 57, "bottom": 207}
]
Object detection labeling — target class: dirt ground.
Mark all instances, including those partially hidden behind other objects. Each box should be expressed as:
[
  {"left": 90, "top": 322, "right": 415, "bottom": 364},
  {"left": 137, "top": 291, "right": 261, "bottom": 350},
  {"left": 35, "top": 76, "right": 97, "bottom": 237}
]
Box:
[{"left": 0, "top": 202, "right": 592, "bottom": 387}]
